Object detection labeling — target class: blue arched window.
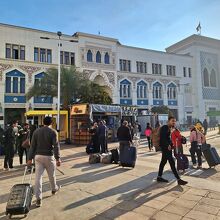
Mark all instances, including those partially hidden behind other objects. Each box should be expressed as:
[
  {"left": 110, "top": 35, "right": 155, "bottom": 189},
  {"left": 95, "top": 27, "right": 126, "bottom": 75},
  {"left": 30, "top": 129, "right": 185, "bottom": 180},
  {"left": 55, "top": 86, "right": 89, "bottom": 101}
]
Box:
[
  {"left": 137, "top": 81, "right": 147, "bottom": 99},
  {"left": 96, "top": 51, "right": 101, "bottom": 63},
  {"left": 167, "top": 83, "right": 177, "bottom": 100},
  {"left": 5, "top": 69, "right": 25, "bottom": 94},
  {"left": 120, "top": 79, "right": 131, "bottom": 98},
  {"left": 153, "top": 82, "right": 162, "bottom": 99},
  {"left": 104, "top": 52, "right": 110, "bottom": 64},
  {"left": 87, "top": 50, "right": 93, "bottom": 62}
]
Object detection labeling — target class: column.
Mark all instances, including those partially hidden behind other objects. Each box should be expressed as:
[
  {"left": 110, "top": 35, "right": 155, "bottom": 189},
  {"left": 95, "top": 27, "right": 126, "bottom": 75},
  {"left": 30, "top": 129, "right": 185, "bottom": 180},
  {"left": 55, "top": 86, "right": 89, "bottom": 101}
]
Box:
[
  {"left": 163, "top": 85, "right": 168, "bottom": 105},
  {"left": 148, "top": 89, "right": 153, "bottom": 106},
  {"left": 132, "top": 85, "right": 137, "bottom": 105}
]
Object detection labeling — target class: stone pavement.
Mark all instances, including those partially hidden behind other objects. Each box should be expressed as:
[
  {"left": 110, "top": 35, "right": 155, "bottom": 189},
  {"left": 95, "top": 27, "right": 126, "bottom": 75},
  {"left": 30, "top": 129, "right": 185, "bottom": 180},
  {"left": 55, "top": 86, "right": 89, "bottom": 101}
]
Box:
[{"left": 0, "top": 130, "right": 220, "bottom": 220}]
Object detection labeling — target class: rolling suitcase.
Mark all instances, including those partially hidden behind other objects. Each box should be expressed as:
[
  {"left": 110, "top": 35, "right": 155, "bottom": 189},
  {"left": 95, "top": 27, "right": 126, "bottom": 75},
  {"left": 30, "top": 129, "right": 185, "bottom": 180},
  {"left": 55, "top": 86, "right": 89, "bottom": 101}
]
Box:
[
  {"left": 6, "top": 166, "right": 34, "bottom": 219},
  {"left": 203, "top": 147, "right": 220, "bottom": 168},
  {"left": 120, "top": 145, "right": 137, "bottom": 168},
  {"left": 175, "top": 154, "right": 189, "bottom": 171}
]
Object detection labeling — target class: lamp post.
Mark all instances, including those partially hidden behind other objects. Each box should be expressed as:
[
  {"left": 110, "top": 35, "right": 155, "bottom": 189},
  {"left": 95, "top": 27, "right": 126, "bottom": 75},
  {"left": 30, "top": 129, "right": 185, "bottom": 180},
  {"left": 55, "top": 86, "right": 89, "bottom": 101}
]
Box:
[
  {"left": 40, "top": 34, "right": 78, "bottom": 134},
  {"left": 57, "top": 31, "right": 62, "bottom": 132}
]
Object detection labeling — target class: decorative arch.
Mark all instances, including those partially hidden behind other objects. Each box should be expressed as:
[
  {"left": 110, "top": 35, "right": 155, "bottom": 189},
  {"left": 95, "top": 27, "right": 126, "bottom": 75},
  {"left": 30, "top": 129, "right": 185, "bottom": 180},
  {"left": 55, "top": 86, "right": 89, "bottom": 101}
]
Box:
[
  {"left": 203, "top": 68, "right": 209, "bottom": 87},
  {"left": 104, "top": 52, "right": 110, "bottom": 64},
  {"left": 5, "top": 69, "right": 26, "bottom": 94},
  {"left": 137, "top": 80, "right": 147, "bottom": 99},
  {"left": 87, "top": 50, "right": 93, "bottom": 62},
  {"left": 210, "top": 69, "right": 217, "bottom": 87},
  {"left": 96, "top": 51, "right": 101, "bottom": 63},
  {"left": 167, "top": 82, "right": 177, "bottom": 100},
  {"left": 153, "top": 81, "right": 163, "bottom": 99},
  {"left": 119, "top": 78, "right": 132, "bottom": 98}
]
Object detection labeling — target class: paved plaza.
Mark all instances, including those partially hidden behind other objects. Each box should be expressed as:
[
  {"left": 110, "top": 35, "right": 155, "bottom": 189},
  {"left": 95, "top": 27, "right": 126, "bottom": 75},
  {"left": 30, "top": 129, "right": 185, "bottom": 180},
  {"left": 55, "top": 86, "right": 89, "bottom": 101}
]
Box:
[{"left": 0, "top": 130, "right": 220, "bottom": 220}]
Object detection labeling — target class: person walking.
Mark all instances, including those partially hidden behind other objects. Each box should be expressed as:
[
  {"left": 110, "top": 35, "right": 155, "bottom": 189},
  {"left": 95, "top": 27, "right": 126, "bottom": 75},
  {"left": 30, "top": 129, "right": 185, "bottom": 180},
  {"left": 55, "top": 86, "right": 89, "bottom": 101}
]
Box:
[
  {"left": 145, "top": 123, "right": 152, "bottom": 151},
  {"left": 3, "top": 121, "right": 18, "bottom": 170},
  {"left": 98, "top": 120, "right": 108, "bottom": 153},
  {"left": 117, "top": 121, "right": 132, "bottom": 161},
  {"left": 189, "top": 126, "right": 205, "bottom": 169},
  {"left": 157, "top": 116, "right": 188, "bottom": 185},
  {"left": 27, "top": 116, "right": 61, "bottom": 207}
]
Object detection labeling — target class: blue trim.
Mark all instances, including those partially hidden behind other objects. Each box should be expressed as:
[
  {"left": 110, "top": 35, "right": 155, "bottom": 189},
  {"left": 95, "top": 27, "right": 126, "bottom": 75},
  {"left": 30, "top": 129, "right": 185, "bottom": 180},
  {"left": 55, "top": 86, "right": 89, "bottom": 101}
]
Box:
[
  {"left": 6, "top": 69, "right": 25, "bottom": 77},
  {"left": 35, "top": 72, "right": 45, "bottom": 79},
  {"left": 137, "top": 80, "right": 147, "bottom": 86},
  {"left": 153, "top": 100, "right": 163, "bottom": 105},
  {"left": 120, "top": 79, "right": 131, "bottom": 85},
  {"left": 153, "top": 82, "right": 162, "bottom": 87},
  {"left": 167, "top": 83, "right": 176, "bottom": 88},
  {"left": 168, "top": 100, "right": 178, "bottom": 106},
  {"left": 120, "top": 99, "right": 132, "bottom": 105},
  {"left": 137, "top": 100, "right": 148, "bottom": 105},
  {"left": 34, "top": 97, "right": 53, "bottom": 104},
  {"left": 5, "top": 95, "right": 26, "bottom": 103}
]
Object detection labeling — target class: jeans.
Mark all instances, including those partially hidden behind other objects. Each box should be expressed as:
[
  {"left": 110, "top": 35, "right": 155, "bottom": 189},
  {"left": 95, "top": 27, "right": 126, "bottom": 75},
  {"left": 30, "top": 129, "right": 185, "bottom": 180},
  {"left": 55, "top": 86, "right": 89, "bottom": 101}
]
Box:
[
  {"left": 35, "top": 155, "right": 58, "bottom": 200},
  {"left": 190, "top": 144, "right": 202, "bottom": 166},
  {"left": 158, "top": 149, "right": 180, "bottom": 180},
  {"left": 18, "top": 146, "right": 27, "bottom": 165}
]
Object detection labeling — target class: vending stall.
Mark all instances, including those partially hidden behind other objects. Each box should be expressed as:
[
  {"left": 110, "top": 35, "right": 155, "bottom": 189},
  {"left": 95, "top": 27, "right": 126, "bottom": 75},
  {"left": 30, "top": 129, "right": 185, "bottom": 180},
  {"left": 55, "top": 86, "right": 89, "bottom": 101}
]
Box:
[
  {"left": 25, "top": 110, "right": 69, "bottom": 141},
  {"left": 70, "top": 104, "right": 122, "bottom": 145}
]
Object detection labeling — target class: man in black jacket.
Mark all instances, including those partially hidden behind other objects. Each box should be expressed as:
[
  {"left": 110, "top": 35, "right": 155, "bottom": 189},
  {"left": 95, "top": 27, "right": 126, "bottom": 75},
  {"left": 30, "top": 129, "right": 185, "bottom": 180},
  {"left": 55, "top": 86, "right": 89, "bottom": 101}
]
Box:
[
  {"left": 157, "top": 116, "right": 188, "bottom": 185},
  {"left": 117, "top": 121, "right": 132, "bottom": 160}
]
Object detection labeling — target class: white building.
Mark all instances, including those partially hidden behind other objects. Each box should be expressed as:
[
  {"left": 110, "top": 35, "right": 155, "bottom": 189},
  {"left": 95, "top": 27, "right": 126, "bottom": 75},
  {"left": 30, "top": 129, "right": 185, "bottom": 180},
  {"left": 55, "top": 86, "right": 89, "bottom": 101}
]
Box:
[{"left": 0, "top": 23, "right": 219, "bottom": 126}]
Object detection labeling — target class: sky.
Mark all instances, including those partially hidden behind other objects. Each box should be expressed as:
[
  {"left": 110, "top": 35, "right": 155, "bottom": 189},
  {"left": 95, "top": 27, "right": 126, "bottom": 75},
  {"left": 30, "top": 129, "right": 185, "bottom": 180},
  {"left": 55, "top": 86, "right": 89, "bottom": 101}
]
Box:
[{"left": 1, "top": 0, "right": 220, "bottom": 51}]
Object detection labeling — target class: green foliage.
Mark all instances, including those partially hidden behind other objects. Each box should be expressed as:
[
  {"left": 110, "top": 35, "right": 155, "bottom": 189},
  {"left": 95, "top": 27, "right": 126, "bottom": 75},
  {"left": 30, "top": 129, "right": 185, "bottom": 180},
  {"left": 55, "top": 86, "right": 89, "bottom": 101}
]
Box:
[
  {"left": 151, "top": 105, "right": 170, "bottom": 114},
  {"left": 26, "top": 66, "right": 112, "bottom": 109}
]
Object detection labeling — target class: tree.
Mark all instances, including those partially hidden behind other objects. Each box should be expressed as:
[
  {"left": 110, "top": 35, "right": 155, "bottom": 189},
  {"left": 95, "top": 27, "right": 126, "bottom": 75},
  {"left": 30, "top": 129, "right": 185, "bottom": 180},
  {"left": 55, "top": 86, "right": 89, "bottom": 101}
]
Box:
[
  {"left": 151, "top": 105, "right": 170, "bottom": 114},
  {"left": 26, "top": 67, "right": 112, "bottom": 109}
]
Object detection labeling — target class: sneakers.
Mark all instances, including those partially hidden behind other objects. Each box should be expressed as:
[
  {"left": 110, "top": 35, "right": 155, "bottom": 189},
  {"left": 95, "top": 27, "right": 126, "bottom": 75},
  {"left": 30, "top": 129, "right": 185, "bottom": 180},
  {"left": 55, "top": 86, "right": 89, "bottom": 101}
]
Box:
[
  {"left": 157, "top": 177, "right": 169, "bottom": 183},
  {"left": 52, "top": 185, "right": 61, "bottom": 195},
  {"left": 178, "top": 179, "right": 188, "bottom": 185},
  {"left": 36, "top": 199, "right": 42, "bottom": 207}
]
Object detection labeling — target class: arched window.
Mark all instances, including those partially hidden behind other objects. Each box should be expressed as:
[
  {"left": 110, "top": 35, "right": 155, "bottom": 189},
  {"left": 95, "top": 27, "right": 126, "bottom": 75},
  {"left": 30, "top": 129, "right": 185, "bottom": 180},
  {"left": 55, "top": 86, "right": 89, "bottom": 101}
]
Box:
[
  {"left": 153, "top": 82, "right": 162, "bottom": 99},
  {"left": 87, "top": 50, "right": 93, "bottom": 62},
  {"left": 5, "top": 69, "right": 25, "bottom": 94},
  {"left": 203, "top": 68, "right": 209, "bottom": 87},
  {"left": 120, "top": 79, "right": 131, "bottom": 98},
  {"left": 167, "top": 83, "right": 177, "bottom": 100},
  {"left": 210, "top": 69, "right": 217, "bottom": 87},
  {"left": 137, "top": 81, "right": 147, "bottom": 99},
  {"left": 104, "top": 52, "right": 110, "bottom": 64},
  {"left": 96, "top": 51, "right": 101, "bottom": 63}
]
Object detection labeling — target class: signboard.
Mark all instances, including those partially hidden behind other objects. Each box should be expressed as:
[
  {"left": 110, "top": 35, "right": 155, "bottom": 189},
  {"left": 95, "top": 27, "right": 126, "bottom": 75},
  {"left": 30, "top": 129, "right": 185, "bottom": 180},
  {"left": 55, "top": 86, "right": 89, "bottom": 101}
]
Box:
[
  {"left": 71, "top": 104, "right": 88, "bottom": 115},
  {"left": 207, "top": 111, "right": 220, "bottom": 116}
]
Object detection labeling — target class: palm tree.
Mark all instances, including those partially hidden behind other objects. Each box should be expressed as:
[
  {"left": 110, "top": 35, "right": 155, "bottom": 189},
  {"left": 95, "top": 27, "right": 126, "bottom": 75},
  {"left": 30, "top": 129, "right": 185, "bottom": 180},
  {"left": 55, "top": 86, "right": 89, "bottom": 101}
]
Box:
[{"left": 26, "top": 66, "right": 112, "bottom": 109}]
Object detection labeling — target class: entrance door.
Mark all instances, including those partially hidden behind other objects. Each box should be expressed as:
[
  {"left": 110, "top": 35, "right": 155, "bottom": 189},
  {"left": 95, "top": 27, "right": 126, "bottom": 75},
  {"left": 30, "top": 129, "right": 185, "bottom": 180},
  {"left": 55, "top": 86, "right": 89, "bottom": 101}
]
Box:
[{"left": 5, "top": 108, "right": 26, "bottom": 124}]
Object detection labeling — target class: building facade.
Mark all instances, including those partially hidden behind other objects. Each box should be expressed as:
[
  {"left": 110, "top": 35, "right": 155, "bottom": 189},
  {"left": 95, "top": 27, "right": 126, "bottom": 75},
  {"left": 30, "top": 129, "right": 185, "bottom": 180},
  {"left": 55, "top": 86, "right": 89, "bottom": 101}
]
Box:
[{"left": 0, "top": 23, "right": 219, "bottom": 127}]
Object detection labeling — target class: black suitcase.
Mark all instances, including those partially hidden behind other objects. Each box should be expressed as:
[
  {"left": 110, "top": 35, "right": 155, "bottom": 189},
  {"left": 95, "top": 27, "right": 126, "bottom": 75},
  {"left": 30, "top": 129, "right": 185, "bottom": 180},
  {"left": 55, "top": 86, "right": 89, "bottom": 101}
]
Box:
[
  {"left": 6, "top": 166, "right": 34, "bottom": 218},
  {"left": 120, "top": 145, "right": 137, "bottom": 168},
  {"left": 203, "top": 147, "right": 220, "bottom": 168},
  {"left": 110, "top": 148, "right": 119, "bottom": 164}
]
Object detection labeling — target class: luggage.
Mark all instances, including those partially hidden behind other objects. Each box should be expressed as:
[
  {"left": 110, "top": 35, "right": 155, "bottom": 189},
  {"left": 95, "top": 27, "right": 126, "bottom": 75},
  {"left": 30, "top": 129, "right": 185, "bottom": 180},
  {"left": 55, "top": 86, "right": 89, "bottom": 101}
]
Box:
[
  {"left": 89, "top": 154, "right": 101, "bottom": 164},
  {"left": 181, "top": 136, "right": 187, "bottom": 144},
  {"left": 110, "top": 149, "right": 119, "bottom": 164},
  {"left": 151, "top": 127, "right": 161, "bottom": 152},
  {"left": 6, "top": 166, "right": 34, "bottom": 218},
  {"left": 86, "top": 142, "right": 96, "bottom": 154},
  {"left": 120, "top": 145, "right": 137, "bottom": 168},
  {"left": 203, "top": 146, "right": 220, "bottom": 168},
  {"left": 101, "top": 152, "right": 112, "bottom": 164},
  {"left": 175, "top": 154, "right": 189, "bottom": 171}
]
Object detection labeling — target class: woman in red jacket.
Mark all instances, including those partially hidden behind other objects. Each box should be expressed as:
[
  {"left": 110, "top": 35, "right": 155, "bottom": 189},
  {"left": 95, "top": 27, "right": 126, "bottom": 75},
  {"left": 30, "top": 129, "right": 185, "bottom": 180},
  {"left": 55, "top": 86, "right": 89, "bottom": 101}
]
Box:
[{"left": 171, "top": 128, "right": 183, "bottom": 155}]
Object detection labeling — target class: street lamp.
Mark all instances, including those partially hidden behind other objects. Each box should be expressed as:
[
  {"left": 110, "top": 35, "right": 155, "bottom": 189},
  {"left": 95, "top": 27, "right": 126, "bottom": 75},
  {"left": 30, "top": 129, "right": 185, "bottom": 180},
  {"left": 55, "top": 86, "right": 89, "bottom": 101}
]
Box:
[{"left": 40, "top": 33, "right": 78, "bottom": 134}]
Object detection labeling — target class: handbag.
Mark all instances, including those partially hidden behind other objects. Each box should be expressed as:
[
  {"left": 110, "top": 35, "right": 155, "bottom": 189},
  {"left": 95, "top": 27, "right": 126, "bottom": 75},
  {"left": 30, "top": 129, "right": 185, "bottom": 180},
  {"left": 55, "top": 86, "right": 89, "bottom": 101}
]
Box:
[{"left": 21, "top": 132, "right": 30, "bottom": 148}]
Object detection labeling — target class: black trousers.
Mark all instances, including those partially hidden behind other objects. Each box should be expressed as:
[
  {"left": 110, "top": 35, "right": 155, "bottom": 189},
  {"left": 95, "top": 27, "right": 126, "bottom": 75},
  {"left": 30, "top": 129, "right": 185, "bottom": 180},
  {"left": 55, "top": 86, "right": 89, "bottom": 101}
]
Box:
[
  {"left": 190, "top": 144, "right": 202, "bottom": 166},
  {"left": 4, "top": 147, "right": 14, "bottom": 169},
  {"left": 99, "top": 136, "right": 107, "bottom": 153},
  {"left": 158, "top": 149, "right": 180, "bottom": 180},
  {"left": 147, "top": 137, "right": 152, "bottom": 150},
  {"left": 18, "top": 146, "right": 27, "bottom": 165}
]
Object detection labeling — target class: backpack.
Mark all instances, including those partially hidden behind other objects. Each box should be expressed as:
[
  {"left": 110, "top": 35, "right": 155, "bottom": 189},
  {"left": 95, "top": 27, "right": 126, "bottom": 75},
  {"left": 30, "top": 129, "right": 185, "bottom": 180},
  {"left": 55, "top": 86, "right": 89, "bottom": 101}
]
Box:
[{"left": 151, "top": 127, "right": 161, "bottom": 151}]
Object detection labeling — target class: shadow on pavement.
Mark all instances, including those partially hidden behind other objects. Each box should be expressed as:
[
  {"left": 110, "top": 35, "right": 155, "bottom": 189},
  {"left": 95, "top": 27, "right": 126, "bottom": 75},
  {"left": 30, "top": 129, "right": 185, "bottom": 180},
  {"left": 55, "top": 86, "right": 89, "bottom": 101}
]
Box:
[{"left": 90, "top": 184, "right": 184, "bottom": 220}]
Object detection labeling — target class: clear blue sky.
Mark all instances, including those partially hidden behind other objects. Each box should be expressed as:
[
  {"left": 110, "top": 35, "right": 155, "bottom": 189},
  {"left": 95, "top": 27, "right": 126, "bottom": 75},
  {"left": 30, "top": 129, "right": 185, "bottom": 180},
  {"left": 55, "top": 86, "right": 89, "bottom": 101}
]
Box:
[{"left": 1, "top": 0, "right": 220, "bottom": 51}]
